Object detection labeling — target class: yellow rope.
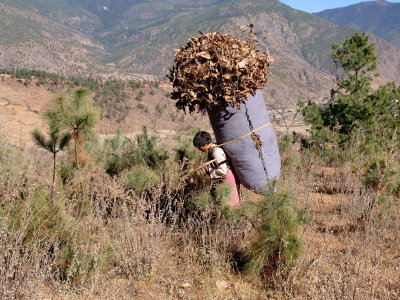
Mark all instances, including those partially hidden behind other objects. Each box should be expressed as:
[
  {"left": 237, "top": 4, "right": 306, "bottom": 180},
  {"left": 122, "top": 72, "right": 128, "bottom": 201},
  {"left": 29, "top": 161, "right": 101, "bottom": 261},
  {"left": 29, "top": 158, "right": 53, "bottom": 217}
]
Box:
[{"left": 216, "top": 122, "right": 272, "bottom": 147}]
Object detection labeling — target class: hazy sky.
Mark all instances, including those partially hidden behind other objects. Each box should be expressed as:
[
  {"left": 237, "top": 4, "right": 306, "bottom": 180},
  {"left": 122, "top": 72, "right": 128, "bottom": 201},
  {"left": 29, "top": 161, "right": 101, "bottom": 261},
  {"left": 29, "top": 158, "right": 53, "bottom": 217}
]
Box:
[{"left": 280, "top": 0, "right": 400, "bottom": 13}]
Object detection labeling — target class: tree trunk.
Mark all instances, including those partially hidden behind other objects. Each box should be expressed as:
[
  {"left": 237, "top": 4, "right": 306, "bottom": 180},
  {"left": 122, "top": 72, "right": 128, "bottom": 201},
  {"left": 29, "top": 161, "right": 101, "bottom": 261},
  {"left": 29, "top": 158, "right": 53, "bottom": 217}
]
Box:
[
  {"left": 74, "top": 132, "right": 85, "bottom": 217},
  {"left": 74, "top": 133, "right": 79, "bottom": 168},
  {"left": 51, "top": 152, "right": 57, "bottom": 206}
]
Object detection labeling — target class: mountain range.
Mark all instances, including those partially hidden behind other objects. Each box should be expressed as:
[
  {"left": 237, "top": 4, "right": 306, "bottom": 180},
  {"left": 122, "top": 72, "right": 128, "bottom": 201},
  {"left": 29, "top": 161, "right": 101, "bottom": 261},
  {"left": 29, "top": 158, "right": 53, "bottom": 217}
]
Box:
[
  {"left": 1, "top": 0, "right": 400, "bottom": 105},
  {"left": 316, "top": 0, "right": 400, "bottom": 48}
]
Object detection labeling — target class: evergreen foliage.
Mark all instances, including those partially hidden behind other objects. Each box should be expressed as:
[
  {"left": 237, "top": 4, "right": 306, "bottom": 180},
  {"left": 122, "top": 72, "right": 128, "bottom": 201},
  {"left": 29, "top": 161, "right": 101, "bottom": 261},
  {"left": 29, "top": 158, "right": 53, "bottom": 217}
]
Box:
[
  {"left": 243, "top": 187, "right": 303, "bottom": 278},
  {"left": 44, "top": 88, "right": 100, "bottom": 167},
  {"left": 302, "top": 33, "right": 400, "bottom": 194},
  {"left": 332, "top": 32, "right": 377, "bottom": 96},
  {"left": 128, "top": 79, "right": 141, "bottom": 89},
  {"left": 93, "top": 127, "right": 169, "bottom": 178},
  {"left": 101, "top": 130, "right": 128, "bottom": 176},
  {"left": 302, "top": 33, "right": 400, "bottom": 145},
  {"left": 302, "top": 33, "right": 384, "bottom": 144},
  {"left": 192, "top": 190, "right": 212, "bottom": 210},
  {"left": 124, "top": 166, "right": 160, "bottom": 193},
  {"left": 31, "top": 124, "right": 71, "bottom": 205},
  {"left": 125, "top": 126, "right": 169, "bottom": 169},
  {"left": 175, "top": 127, "right": 204, "bottom": 164}
]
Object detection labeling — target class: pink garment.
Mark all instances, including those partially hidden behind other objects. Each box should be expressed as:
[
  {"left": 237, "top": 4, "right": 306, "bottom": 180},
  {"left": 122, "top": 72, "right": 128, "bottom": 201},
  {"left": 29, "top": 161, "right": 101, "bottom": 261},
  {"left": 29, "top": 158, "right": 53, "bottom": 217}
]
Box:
[{"left": 223, "top": 168, "right": 240, "bottom": 208}]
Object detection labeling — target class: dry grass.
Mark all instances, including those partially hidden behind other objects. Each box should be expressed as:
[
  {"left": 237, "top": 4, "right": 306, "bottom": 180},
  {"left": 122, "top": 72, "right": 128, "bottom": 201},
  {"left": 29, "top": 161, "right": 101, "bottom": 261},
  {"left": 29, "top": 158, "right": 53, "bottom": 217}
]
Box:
[{"left": 1, "top": 135, "right": 399, "bottom": 299}]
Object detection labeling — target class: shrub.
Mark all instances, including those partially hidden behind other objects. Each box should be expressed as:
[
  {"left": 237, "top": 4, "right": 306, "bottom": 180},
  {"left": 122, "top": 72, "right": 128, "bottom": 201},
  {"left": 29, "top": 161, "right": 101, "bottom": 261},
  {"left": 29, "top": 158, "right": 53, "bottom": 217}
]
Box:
[
  {"left": 0, "top": 182, "right": 84, "bottom": 285},
  {"left": 155, "top": 102, "right": 164, "bottom": 115},
  {"left": 243, "top": 186, "right": 303, "bottom": 279},
  {"left": 362, "top": 148, "right": 400, "bottom": 195},
  {"left": 125, "top": 126, "right": 169, "bottom": 169},
  {"left": 101, "top": 130, "right": 128, "bottom": 176},
  {"left": 135, "top": 91, "right": 144, "bottom": 101},
  {"left": 214, "top": 182, "right": 232, "bottom": 206},
  {"left": 124, "top": 166, "right": 160, "bottom": 193},
  {"left": 129, "top": 80, "right": 141, "bottom": 90},
  {"left": 278, "top": 134, "right": 292, "bottom": 154},
  {"left": 175, "top": 127, "right": 204, "bottom": 164},
  {"left": 192, "top": 190, "right": 212, "bottom": 210}
]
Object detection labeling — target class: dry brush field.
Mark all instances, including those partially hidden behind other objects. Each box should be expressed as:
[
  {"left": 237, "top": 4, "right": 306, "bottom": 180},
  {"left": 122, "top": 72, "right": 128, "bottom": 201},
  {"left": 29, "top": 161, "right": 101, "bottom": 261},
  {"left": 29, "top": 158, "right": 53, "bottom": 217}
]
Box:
[
  {"left": 1, "top": 131, "right": 399, "bottom": 299},
  {"left": 0, "top": 74, "right": 399, "bottom": 299}
]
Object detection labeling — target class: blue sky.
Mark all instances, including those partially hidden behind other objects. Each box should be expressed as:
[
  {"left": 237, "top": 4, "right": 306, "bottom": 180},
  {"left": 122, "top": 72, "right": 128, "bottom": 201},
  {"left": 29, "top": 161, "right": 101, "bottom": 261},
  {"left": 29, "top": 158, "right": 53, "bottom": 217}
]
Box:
[{"left": 280, "top": 0, "right": 400, "bottom": 13}]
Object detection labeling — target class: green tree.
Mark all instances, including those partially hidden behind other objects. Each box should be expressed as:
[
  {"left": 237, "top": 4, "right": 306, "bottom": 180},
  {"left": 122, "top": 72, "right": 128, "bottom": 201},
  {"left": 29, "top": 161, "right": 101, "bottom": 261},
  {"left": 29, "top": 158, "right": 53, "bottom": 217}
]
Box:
[
  {"left": 364, "top": 82, "right": 400, "bottom": 136},
  {"left": 44, "top": 88, "right": 100, "bottom": 214},
  {"left": 31, "top": 125, "right": 71, "bottom": 205},
  {"left": 101, "top": 130, "right": 128, "bottom": 176},
  {"left": 45, "top": 88, "right": 100, "bottom": 167},
  {"left": 302, "top": 33, "right": 400, "bottom": 195},
  {"left": 244, "top": 187, "right": 303, "bottom": 279},
  {"left": 332, "top": 32, "right": 377, "bottom": 97},
  {"left": 303, "top": 33, "right": 379, "bottom": 144},
  {"left": 126, "top": 126, "right": 169, "bottom": 169}
]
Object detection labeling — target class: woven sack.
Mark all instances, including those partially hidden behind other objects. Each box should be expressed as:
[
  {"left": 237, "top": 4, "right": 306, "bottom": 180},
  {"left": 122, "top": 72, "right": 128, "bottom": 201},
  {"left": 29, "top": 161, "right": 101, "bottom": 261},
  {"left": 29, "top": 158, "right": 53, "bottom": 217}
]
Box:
[{"left": 208, "top": 90, "right": 280, "bottom": 193}]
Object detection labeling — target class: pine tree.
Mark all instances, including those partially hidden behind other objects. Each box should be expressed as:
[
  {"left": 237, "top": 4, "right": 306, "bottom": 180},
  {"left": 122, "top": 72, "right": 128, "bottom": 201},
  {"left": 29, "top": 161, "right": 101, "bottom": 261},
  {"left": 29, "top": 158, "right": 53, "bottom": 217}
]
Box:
[
  {"left": 44, "top": 88, "right": 100, "bottom": 212},
  {"left": 303, "top": 33, "right": 380, "bottom": 144},
  {"left": 31, "top": 125, "right": 71, "bottom": 205},
  {"left": 45, "top": 88, "right": 100, "bottom": 167},
  {"left": 328, "top": 32, "right": 378, "bottom": 136},
  {"left": 301, "top": 32, "right": 400, "bottom": 194},
  {"left": 244, "top": 187, "right": 303, "bottom": 279},
  {"left": 126, "top": 126, "right": 169, "bottom": 169}
]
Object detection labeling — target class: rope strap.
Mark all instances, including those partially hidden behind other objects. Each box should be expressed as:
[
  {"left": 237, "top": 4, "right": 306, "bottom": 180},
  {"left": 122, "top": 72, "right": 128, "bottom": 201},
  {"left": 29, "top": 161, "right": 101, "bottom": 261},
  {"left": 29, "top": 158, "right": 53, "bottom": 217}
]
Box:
[{"left": 216, "top": 122, "right": 272, "bottom": 147}]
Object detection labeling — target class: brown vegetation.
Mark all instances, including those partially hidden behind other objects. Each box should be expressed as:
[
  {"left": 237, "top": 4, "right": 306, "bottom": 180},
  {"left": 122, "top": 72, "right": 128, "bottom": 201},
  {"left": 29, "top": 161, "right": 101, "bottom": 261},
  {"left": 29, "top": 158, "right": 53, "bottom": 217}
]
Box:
[
  {"left": 168, "top": 31, "right": 272, "bottom": 112},
  {"left": 1, "top": 129, "right": 399, "bottom": 299}
]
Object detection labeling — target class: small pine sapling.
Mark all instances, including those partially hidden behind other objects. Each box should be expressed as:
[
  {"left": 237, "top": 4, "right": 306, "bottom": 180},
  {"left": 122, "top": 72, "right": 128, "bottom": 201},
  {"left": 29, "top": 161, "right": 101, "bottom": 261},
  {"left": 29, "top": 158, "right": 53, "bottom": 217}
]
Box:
[
  {"left": 31, "top": 125, "right": 71, "bottom": 205},
  {"left": 243, "top": 187, "right": 303, "bottom": 280}
]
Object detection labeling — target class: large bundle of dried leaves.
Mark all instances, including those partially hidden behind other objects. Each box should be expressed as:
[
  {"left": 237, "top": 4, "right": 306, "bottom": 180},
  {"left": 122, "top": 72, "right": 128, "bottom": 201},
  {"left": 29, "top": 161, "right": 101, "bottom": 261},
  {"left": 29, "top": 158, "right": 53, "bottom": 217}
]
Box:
[{"left": 168, "top": 31, "right": 273, "bottom": 113}]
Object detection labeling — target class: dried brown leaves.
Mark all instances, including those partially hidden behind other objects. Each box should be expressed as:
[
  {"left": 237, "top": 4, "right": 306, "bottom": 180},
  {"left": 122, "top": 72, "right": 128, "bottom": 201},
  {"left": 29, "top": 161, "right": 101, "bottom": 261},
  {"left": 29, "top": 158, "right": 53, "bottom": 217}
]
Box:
[{"left": 167, "top": 32, "right": 273, "bottom": 112}]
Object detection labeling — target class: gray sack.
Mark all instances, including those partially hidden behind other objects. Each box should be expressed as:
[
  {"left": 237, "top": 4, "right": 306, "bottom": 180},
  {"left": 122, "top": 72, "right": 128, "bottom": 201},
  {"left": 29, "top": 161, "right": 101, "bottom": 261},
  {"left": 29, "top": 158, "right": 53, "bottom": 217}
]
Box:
[{"left": 207, "top": 90, "right": 281, "bottom": 194}]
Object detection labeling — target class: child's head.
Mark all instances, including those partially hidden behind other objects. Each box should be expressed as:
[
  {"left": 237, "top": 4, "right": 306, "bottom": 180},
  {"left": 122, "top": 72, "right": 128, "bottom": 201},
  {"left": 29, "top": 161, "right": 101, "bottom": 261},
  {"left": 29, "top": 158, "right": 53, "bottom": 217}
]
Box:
[{"left": 193, "top": 131, "right": 213, "bottom": 152}]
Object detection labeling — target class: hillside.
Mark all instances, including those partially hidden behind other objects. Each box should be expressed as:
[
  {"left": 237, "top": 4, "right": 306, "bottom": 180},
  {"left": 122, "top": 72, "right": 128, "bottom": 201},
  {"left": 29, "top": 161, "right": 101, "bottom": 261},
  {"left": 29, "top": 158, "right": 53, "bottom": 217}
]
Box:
[
  {"left": 0, "top": 2, "right": 110, "bottom": 76},
  {"left": 1, "top": 0, "right": 400, "bottom": 105},
  {"left": 0, "top": 74, "right": 212, "bottom": 146},
  {"left": 316, "top": 0, "right": 400, "bottom": 48}
]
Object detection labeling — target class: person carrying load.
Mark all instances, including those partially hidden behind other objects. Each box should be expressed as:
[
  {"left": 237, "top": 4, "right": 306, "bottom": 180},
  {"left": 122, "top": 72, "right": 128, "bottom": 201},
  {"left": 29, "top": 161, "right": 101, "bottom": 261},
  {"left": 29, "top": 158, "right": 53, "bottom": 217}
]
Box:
[{"left": 168, "top": 30, "right": 281, "bottom": 196}]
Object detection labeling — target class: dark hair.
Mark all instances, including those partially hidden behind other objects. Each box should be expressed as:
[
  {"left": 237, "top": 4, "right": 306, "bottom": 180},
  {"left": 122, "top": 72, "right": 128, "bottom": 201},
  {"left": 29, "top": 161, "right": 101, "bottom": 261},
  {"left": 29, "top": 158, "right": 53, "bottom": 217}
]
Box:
[{"left": 193, "top": 131, "right": 212, "bottom": 147}]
